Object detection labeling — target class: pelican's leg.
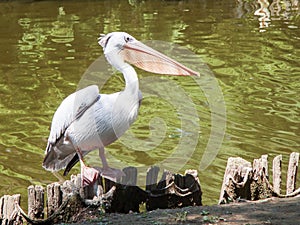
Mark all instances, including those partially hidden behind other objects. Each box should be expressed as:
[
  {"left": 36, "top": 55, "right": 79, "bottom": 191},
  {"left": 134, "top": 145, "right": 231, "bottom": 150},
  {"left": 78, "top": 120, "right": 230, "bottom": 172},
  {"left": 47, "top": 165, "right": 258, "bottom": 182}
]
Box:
[
  {"left": 98, "top": 147, "right": 125, "bottom": 182},
  {"left": 99, "top": 147, "right": 109, "bottom": 169},
  {"left": 75, "top": 147, "right": 99, "bottom": 187}
]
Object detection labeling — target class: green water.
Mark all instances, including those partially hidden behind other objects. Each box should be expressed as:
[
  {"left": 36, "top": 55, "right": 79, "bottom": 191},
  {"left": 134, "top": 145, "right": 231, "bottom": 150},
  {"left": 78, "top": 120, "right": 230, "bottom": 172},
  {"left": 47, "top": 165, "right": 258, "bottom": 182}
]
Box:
[{"left": 0, "top": 0, "right": 299, "bottom": 206}]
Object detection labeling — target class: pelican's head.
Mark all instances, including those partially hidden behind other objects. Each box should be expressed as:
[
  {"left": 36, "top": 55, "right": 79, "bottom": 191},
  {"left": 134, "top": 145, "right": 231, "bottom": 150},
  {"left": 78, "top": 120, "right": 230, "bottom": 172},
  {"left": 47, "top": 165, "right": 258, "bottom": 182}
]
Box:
[
  {"left": 98, "top": 32, "right": 199, "bottom": 76},
  {"left": 99, "top": 32, "right": 136, "bottom": 55}
]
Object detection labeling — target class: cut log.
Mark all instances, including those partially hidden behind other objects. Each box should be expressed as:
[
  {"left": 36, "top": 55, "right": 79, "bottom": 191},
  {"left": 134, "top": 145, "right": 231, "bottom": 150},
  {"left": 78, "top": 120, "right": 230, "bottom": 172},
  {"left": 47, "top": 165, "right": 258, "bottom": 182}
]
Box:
[
  {"left": 105, "top": 167, "right": 144, "bottom": 213},
  {"left": 219, "top": 157, "right": 252, "bottom": 204},
  {"left": 286, "top": 152, "right": 299, "bottom": 195},
  {"left": 147, "top": 169, "right": 202, "bottom": 210},
  {"left": 262, "top": 154, "right": 269, "bottom": 178},
  {"left": 109, "top": 184, "right": 147, "bottom": 213},
  {"left": 27, "top": 185, "right": 44, "bottom": 220},
  {"left": 121, "top": 166, "right": 137, "bottom": 186},
  {"left": 47, "top": 182, "right": 62, "bottom": 217},
  {"left": 146, "top": 166, "right": 160, "bottom": 191},
  {"left": 272, "top": 155, "right": 282, "bottom": 195},
  {"left": 251, "top": 155, "right": 272, "bottom": 200},
  {"left": 184, "top": 169, "right": 202, "bottom": 206},
  {"left": 157, "top": 169, "right": 173, "bottom": 190},
  {"left": 253, "top": 154, "right": 268, "bottom": 179},
  {"left": 0, "top": 194, "right": 22, "bottom": 225}
]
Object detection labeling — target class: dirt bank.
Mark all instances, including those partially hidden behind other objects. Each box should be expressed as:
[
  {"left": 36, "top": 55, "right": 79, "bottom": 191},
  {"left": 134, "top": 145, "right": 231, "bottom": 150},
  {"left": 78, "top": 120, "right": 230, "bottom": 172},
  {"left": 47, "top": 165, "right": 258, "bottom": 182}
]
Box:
[{"left": 68, "top": 195, "right": 300, "bottom": 225}]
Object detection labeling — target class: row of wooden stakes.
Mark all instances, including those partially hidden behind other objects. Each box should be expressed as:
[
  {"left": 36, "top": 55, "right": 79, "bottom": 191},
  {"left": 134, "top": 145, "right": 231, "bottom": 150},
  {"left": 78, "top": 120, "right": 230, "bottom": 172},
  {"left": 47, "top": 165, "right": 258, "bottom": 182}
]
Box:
[
  {"left": 219, "top": 152, "right": 300, "bottom": 203},
  {"left": 0, "top": 152, "right": 299, "bottom": 224},
  {"left": 0, "top": 167, "right": 202, "bottom": 224}
]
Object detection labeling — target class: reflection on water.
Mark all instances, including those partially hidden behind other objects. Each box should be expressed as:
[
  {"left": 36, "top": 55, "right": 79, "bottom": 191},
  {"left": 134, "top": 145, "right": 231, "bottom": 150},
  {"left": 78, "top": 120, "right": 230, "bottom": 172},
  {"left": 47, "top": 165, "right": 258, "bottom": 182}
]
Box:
[
  {"left": 51, "top": 7, "right": 79, "bottom": 44},
  {"left": 254, "top": 0, "right": 271, "bottom": 30},
  {"left": 234, "top": 0, "right": 299, "bottom": 31},
  {"left": 17, "top": 6, "right": 79, "bottom": 66},
  {"left": 252, "top": 0, "right": 298, "bottom": 31},
  {"left": 0, "top": 0, "right": 299, "bottom": 207}
]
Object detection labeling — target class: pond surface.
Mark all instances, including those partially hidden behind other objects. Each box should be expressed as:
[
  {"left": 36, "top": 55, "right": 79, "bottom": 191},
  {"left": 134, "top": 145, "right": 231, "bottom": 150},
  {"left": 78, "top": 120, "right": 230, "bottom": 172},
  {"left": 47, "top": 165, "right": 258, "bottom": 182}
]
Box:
[{"left": 0, "top": 0, "right": 299, "bottom": 206}]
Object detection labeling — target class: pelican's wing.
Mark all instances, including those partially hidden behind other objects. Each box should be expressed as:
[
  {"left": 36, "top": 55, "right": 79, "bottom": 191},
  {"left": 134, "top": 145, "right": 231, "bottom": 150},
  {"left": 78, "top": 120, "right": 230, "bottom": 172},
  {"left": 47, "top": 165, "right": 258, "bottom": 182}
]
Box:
[
  {"left": 43, "top": 85, "right": 100, "bottom": 172},
  {"left": 47, "top": 85, "right": 100, "bottom": 147}
]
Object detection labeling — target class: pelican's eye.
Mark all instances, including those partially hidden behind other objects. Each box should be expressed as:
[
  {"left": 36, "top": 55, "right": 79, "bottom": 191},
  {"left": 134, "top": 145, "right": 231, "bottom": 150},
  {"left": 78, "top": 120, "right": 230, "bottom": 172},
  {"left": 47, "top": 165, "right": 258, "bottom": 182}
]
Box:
[{"left": 124, "top": 36, "right": 133, "bottom": 43}]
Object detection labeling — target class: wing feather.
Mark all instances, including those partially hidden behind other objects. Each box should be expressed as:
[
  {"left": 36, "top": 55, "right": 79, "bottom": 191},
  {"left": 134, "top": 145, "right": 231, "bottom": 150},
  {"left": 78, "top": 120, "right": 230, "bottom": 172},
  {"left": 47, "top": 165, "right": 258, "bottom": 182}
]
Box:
[{"left": 47, "top": 85, "right": 100, "bottom": 149}]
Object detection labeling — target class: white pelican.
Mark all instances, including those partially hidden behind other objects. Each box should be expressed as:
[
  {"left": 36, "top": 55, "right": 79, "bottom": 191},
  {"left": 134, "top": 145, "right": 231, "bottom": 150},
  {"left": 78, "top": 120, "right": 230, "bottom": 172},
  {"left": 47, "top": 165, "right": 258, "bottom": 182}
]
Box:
[{"left": 43, "top": 32, "right": 199, "bottom": 186}]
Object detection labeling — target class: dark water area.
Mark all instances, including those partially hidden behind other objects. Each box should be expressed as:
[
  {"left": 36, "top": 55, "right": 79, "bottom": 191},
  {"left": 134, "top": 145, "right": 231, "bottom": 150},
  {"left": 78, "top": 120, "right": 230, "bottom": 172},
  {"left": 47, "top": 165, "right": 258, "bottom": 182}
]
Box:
[{"left": 0, "top": 0, "right": 299, "bottom": 206}]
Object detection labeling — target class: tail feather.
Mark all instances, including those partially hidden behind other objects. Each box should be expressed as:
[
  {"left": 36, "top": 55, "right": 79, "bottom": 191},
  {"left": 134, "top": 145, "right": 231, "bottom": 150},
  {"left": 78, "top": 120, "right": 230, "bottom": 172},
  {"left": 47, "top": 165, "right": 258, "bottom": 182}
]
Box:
[
  {"left": 63, "top": 154, "right": 79, "bottom": 176},
  {"left": 43, "top": 142, "right": 76, "bottom": 172}
]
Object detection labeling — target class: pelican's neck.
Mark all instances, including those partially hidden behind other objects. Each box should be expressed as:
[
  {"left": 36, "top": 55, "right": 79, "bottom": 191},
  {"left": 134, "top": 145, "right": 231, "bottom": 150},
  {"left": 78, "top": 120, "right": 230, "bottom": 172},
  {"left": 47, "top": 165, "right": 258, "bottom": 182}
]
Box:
[
  {"left": 105, "top": 52, "right": 140, "bottom": 124},
  {"left": 105, "top": 52, "right": 139, "bottom": 95},
  {"left": 120, "top": 63, "right": 139, "bottom": 95}
]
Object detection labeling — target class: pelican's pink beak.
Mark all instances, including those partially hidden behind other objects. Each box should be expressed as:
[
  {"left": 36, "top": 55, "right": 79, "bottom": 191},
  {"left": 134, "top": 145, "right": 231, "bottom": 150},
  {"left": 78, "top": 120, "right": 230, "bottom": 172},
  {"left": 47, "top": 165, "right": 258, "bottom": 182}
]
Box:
[{"left": 121, "top": 41, "right": 199, "bottom": 77}]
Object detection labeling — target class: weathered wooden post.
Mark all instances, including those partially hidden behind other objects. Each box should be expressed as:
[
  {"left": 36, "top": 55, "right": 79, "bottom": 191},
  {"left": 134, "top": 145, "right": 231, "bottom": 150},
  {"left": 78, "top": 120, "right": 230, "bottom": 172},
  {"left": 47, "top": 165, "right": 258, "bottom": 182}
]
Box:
[
  {"left": 107, "top": 167, "right": 146, "bottom": 213},
  {"left": 219, "top": 157, "right": 252, "bottom": 204},
  {"left": 251, "top": 154, "right": 272, "bottom": 200},
  {"left": 27, "top": 185, "right": 44, "bottom": 220},
  {"left": 121, "top": 166, "right": 137, "bottom": 186},
  {"left": 0, "top": 194, "right": 22, "bottom": 225},
  {"left": 147, "top": 168, "right": 202, "bottom": 210},
  {"left": 272, "top": 155, "right": 282, "bottom": 195},
  {"left": 146, "top": 166, "right": 160, "bottom": 191},
  {"left": 286, "top": 152, "right": 299, "bottom": 195},
  {"left": 157, "top": 169, "right": 173, "bottom": 189},
  {"left": 184, "top": 169, "right": 202, "bottom": 206},
  {"left": 47, "top": 182, "right": 62, "bottom": 217},
  {"left": 60, "top": 174, "right": 81, "bottom": 199}
]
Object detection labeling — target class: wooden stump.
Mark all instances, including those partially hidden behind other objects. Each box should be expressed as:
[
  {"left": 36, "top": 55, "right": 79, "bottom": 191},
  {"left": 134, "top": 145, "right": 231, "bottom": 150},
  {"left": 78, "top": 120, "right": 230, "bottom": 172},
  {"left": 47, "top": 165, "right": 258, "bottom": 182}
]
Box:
[
  {"left": 0, "top": 194, "right": 22, "bottom": 225},
  {"left": 121, "top": 166, "right": 137, "bottom": 186},
  {"left": 286, "top": 152, "right": 299, "bottom": 195},
  {"left": 219, "top": 157, "right": 252, "bottom": 204},
  {"left": 251, "top": 155, "right": 272, "bottom": 200},
  {"left": 107, "top": 166, "right": 147, "bottom": 213},
  {"left": 147, "top": 169, "right": 202, "bottom": 211},
  {"left": 146, "top": 166, "right": 160, "bottom": 191},
  {"left": 272, "top": 155, "right": 282, "bottom": 195},
  {"left": 27, "top": 185, "right": 44, "bottom": 220},
  {"left": 47, "top": 182, "right": 62, "bottom": 217},
  {"left": 185, "top": 169, "right": 202, "bottom": 206}
]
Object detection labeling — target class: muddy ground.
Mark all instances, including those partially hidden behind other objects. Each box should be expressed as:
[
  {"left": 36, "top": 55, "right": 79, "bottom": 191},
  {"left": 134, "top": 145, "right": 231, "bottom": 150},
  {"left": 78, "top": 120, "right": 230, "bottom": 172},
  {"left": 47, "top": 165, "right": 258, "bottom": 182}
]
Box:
[{"left": 67, "top": 195, "right": 300, "bottom": 225}]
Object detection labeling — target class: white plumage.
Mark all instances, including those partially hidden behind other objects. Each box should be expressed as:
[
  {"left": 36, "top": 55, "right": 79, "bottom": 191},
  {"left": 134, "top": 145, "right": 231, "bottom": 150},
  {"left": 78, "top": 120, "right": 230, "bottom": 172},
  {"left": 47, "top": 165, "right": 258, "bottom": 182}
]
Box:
[{"left": 43, "top": 32, "right": 199, "bottom": 186}]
